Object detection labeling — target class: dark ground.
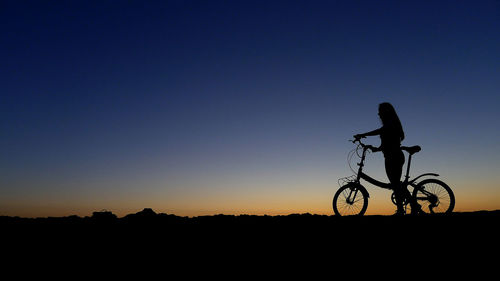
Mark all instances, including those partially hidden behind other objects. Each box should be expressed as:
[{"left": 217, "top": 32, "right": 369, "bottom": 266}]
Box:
[{"left": 2, "top": 209, "right": 498, "bottom": 274}]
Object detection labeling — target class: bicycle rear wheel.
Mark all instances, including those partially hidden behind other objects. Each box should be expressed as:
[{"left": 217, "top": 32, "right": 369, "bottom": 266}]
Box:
[
  {"left": 333, "top": 183, "right": 369, "bottom": 216},
  {"left": 412, "top": 179, "right": 455, "bottom": 214}
]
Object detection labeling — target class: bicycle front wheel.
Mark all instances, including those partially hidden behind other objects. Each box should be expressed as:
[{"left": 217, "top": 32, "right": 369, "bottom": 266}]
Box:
[
  {"left": 412, "top": 179, "right": 455, "bottom": 214},
  {"left": 333, "top": 183, "right": 369, "bottom": 216}
]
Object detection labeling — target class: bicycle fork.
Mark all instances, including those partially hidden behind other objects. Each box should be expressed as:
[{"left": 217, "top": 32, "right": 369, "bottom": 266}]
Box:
[{"left": 347, "top": 187, "right": 360, "bottom": 204}]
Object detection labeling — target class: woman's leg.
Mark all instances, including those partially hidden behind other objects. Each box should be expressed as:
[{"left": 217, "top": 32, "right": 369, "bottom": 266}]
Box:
[{"left": 385, "top": 152, "right": 406, "bottom": 213}]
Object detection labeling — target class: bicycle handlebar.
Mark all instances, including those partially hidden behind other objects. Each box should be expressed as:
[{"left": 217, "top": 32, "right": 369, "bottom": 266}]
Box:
[
  {"left": 350, "top": 138, "right": 366, "bottom": 146},
  {"left": 350, "top": 139, "right": 375, "bottom": 152}
]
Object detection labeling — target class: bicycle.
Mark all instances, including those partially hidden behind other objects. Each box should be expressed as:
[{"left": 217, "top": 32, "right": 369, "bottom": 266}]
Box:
[{"left": 332, "top": 139, "right": 455, "bottom": 216}]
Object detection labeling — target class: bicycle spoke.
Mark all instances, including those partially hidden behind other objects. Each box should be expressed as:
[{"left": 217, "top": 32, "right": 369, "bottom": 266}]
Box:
[
  {"left": 338, "top": 198, "right": 359, "bottom": 215},
  {"left": 417, "top": 181, "right": 452, "bottom": 214},
  {"left": 339, "top": 200, "right": 360, "bottom": 215},
  {"left": 334, "top": 184, "right": 369, "bottom": 216}
]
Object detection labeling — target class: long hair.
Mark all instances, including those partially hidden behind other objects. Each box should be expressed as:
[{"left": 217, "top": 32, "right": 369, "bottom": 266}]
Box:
[{"left": 379, "top": 102, "right": 405, "bottom": 141}]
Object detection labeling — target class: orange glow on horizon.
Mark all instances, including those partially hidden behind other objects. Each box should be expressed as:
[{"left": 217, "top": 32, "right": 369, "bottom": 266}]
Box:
[{"left": 2, "top": 181, "right": 499, "bottom": 218}]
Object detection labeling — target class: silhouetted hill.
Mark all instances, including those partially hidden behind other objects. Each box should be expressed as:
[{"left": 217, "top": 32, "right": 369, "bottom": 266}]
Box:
[
  {"left": 2, "top": 208, "right": 499, "bottom": 226},
  {"left": 2, "top": 209, "right": 498, "bottom": 270},
  {"left": 3, "top": 208, "right": 499, "bottom": 239}
]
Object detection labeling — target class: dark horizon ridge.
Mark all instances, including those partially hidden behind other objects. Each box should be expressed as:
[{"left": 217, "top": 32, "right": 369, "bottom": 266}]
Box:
[{"left": 2, "top": 208, "right": 499, "bottom": 220}]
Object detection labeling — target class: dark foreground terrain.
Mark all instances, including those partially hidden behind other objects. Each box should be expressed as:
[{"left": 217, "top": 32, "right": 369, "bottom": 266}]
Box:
[{"left": 2, "top": 209, "right": 498, "bottom": 273}]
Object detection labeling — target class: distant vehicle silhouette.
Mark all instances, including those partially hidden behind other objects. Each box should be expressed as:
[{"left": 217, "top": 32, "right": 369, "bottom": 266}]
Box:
[{"left": 333, "top": 138, "right": 455, "bottom": 216}]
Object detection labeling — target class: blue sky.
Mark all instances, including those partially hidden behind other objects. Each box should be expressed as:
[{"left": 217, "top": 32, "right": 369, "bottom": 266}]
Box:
[{"left": 1, "top": 0, "right": 499, "bottom": 216}]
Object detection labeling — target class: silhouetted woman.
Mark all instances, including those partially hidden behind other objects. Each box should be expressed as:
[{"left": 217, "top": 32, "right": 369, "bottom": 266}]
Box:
[{"left": 354, "top": 102, "right": 420, "bottom": 215}]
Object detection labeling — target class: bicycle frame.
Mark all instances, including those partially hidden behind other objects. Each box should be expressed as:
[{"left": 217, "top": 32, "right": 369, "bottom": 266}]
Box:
[{"left": 353, "top": 141, "right": 439, "bottom": 194}]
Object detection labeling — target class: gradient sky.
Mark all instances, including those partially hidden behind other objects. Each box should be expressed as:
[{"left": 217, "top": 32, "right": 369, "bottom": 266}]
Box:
[{"left": 1, "top": 0, "right": 499, "bottom": 217}]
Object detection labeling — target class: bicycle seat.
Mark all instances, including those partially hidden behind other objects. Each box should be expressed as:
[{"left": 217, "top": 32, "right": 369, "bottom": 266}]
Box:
[{"left": 401, "top": 145, "right": 421, "bottom": 155}]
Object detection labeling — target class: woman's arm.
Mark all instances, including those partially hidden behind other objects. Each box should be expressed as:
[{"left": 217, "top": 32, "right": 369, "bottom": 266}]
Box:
[{"left": 354, "top": 127, "right": 382, "bottom": 139}]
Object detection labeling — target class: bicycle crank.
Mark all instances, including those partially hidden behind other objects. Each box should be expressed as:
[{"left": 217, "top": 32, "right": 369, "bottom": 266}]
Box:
[{"left": 391, "top": 192, "right": 408, "bottom": 206}]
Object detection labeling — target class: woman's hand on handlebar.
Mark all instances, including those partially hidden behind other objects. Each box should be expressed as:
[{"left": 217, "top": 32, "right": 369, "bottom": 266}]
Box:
[
  {"left": 351, "top": 134, "right": 380, "bottom": 152},
  {"left": 351, "top": 138, "right": 380, "bottom": 153},
  {"left": 353, "top": 134, "right": 366, "bottom": 141}
]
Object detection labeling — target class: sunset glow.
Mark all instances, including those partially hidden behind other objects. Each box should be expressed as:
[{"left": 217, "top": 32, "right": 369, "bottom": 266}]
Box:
[{"left": 1, "top": 1, "right": 499, "bottom": 217}]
